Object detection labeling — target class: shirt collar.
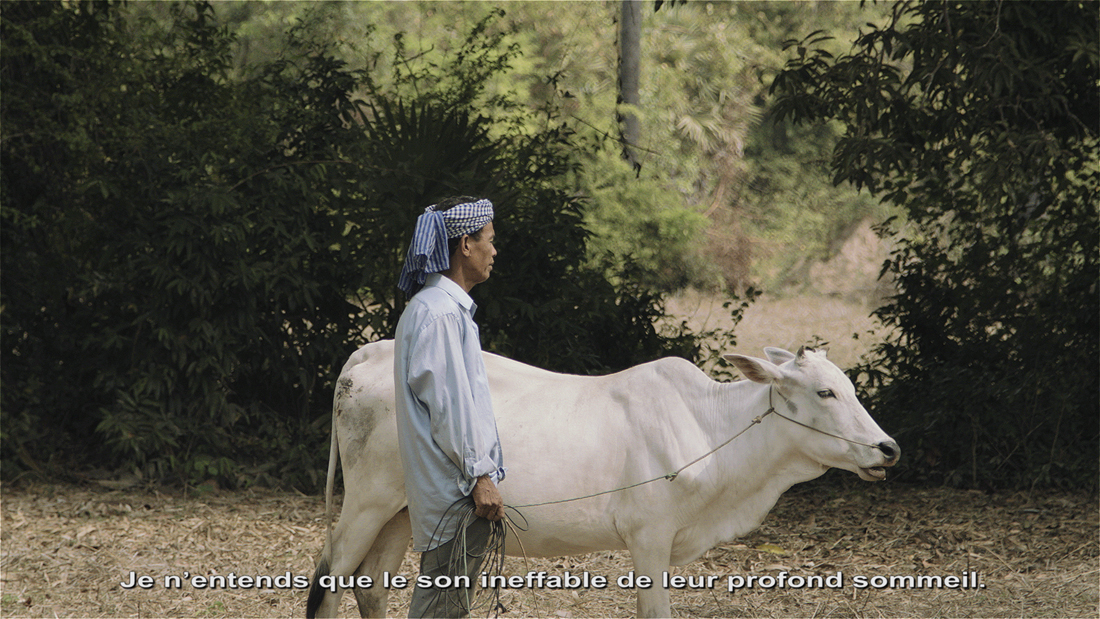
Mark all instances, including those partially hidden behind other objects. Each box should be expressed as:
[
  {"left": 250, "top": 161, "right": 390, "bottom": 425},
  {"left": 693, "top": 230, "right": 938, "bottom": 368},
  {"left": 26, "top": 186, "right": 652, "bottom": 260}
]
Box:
[{"left": 424, "top": 273, "right": 477, "bottom": 315}]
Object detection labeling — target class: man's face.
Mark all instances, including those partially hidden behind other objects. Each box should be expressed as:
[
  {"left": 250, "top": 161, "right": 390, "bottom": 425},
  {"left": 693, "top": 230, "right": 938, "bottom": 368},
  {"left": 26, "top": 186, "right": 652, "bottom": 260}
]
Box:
[{"left": 464, "top": 221, "right": 497, "bottom": 285}]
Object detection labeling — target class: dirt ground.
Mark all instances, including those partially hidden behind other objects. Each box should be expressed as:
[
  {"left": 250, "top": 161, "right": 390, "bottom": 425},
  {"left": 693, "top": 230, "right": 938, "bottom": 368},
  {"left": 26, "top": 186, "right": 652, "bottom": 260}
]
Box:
[{"left": 1, "top": 481, "right": 1096, "bottom": 618}]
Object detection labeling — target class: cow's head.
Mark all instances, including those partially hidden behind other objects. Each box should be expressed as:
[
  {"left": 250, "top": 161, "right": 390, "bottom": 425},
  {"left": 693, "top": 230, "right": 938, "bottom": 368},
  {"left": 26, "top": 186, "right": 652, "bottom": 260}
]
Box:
[{"left": 724, "top": 347, "right": 899, "bottom": 481}]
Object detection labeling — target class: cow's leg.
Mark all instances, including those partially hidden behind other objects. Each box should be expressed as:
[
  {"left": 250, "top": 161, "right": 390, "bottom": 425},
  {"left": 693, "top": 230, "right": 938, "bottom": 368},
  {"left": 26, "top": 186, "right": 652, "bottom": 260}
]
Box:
[
  {"left": 351, "top": 508, "right": 412, "bottom": 618},
  {"left": 625, "top": 536, "right": 674, "bottom": 618},
  {"left": 310, "top": 504, "right": 402, "bottom": 618}
]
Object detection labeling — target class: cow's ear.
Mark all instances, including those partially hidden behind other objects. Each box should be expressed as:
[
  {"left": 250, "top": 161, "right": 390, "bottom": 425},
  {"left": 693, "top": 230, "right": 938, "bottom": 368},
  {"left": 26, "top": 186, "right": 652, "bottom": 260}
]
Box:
[
  {"left": 724, "top": 354, "right": 785, "bottom": 384},
  {"left": 764, "top": 347, "right": 796, "bottom": 365}
]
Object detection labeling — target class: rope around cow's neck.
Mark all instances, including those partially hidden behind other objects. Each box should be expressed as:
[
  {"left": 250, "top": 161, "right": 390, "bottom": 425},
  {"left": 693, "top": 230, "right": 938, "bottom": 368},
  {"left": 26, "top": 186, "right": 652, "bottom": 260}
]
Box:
[{"left": 509, "top": 384, "right": 879, "bottom": 509}]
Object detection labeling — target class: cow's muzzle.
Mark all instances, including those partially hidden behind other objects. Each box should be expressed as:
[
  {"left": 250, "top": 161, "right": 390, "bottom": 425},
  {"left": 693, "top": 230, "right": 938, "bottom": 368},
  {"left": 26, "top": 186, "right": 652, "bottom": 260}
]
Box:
[
  {"left": 858, "top": 440, "right": 900, "bottom": 481},
  {"left": 876, "top": 440, "right": 901, "bottom": 466}
]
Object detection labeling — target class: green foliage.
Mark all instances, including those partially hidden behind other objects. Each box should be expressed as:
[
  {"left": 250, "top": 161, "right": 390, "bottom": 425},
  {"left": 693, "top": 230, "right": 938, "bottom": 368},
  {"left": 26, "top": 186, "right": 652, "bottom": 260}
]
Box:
[
  {"left": 518, "top": 0, "right": 891, "bottom": 291},
  {"left": 772, "top": 0, "right": 1099, "bottom": 489},
  {"left": 577, "top": 149, "right": 714, "bottom": 291},
  {"left": 740, "top": 114, "right": 891, "bottom": 289},
  {"left": 161, "top": 2, "right": 901, "bottom": 296},
  {"left": 313, "top": 1, "right": 887, "bottom": 293},
  {"left": 186, "top": 1, "right": 898, "bottom": 295},
  {"left": 1, "top": 1, "right": 711, "bottom": 489},
  {"left": 349, "top": 8, "right": 701, "bottom": 373},
  {"left": 633, "top": 1, "right": 896, "bottom": 290},
  {"left": 2, "top": 1, "right": 371, "bottom": 489}
]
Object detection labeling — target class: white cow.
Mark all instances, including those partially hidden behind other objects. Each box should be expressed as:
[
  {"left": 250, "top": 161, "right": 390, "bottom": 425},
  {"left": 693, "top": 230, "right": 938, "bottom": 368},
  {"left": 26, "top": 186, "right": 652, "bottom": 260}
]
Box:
[{"left": 307, "top": 342, "right": 898, "bottom": 618}]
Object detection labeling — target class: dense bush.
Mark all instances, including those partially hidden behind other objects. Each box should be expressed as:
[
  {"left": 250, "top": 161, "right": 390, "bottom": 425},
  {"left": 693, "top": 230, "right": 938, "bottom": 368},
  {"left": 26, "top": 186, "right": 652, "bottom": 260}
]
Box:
[
  {"left": 1, "top": 2, "right": 704, "bottom": 489},
  {"left": 772, "top": 0, "right": 1099, "bottom": 490},
  {"left": 2, "top": 1, "right": 374, "bottom": 489}
]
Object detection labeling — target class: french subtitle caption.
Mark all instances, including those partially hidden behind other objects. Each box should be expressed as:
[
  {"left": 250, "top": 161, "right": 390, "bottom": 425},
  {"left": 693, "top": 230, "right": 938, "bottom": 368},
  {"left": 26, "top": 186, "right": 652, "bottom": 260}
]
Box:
[{"left": 121, "top": 569, "right": 985, "bottom": 593}]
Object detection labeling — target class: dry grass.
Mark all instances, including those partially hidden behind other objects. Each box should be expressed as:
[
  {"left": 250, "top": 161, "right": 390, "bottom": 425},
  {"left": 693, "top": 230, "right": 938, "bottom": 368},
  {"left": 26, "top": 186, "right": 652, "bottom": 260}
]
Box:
[
  {"left": 1, "top": 482, "right": 1096, "bottom": 618},
  {"left": 666, "top": 290, "right": 885, "bottom": 371}
]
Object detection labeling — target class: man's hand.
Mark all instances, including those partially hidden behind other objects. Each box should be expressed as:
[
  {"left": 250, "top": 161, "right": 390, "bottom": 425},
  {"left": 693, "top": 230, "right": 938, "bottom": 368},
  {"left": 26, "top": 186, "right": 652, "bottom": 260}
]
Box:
[{"left": 471, "top": 475, "right": 505, "bottom": 521}]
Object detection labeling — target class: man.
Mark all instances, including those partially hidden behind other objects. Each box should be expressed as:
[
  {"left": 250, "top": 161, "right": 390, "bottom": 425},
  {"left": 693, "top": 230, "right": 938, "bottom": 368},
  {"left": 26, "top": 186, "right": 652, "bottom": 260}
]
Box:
[{"left": 393, "top": 196, "right": 506, "bottom": 618}]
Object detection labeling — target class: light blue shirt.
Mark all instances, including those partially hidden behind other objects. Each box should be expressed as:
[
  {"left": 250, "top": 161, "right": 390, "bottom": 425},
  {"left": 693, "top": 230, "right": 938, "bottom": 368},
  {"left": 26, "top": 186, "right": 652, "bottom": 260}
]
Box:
[{"left": 393, "top": 273, "right": 506, "bottom": 551}]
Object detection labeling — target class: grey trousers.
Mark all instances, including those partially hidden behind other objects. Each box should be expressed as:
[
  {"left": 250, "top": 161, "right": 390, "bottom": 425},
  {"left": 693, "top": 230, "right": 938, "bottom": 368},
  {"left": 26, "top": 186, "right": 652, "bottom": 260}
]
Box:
[{"left": 407, "top": 517, "right": 494, "bottom": 619}]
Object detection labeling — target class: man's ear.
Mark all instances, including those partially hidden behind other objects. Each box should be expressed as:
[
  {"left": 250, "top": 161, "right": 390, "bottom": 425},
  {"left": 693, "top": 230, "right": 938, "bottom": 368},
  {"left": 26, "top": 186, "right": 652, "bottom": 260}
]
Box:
[{"left": 449, "top": 235, "right": 468, "bottom": 261}]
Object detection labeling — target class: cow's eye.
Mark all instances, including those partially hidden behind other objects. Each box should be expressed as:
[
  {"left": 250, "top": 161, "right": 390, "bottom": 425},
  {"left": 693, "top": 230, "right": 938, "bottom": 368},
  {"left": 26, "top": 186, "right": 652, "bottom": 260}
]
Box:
[{"left": 817, "top": 389, "right": 836, "bottom": 399}]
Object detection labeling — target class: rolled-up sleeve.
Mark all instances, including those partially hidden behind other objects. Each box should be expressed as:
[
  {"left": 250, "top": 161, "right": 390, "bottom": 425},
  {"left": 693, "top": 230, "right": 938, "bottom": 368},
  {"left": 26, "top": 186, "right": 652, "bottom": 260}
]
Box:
[{"left": 407, "top": 314, "right": 504, "bottom": 495}]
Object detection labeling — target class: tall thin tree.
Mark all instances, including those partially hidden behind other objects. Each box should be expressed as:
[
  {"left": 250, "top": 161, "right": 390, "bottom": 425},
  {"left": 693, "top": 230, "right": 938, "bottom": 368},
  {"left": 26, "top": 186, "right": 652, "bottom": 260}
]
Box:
[{"left": 618, "top": 0, "right": 642, "bottom": 170}]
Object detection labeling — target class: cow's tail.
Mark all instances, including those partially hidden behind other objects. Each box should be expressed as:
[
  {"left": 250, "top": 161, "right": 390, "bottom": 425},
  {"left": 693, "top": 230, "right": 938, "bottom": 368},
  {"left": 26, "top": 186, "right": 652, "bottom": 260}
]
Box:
[
  {"left": 306, "top": 406, "right": 340, "bottom": 618},
  {"left": 305, "top": 555, "right": 330, "bottom": 619}
]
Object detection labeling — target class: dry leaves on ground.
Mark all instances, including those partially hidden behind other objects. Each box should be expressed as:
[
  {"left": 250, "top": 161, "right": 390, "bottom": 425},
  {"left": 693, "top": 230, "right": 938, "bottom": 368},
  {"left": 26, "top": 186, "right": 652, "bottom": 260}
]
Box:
[{"left": 1, "top": 481, "right": 1096, "bottom": 618}]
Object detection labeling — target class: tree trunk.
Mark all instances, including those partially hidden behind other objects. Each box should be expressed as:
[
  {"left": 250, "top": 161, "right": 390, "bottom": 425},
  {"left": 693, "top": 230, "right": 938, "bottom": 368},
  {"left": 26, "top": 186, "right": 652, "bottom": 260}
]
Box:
[{"left": 618, "top": 0, "right": 642, "bottom": 170}]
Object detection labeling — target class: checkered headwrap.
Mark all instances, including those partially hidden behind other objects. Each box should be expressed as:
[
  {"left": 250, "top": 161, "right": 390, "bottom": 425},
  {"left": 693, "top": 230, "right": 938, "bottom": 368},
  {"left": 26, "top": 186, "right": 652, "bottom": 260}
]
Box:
[{"left": 397, "top": 199, "right": 494, "bottom": 295}]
